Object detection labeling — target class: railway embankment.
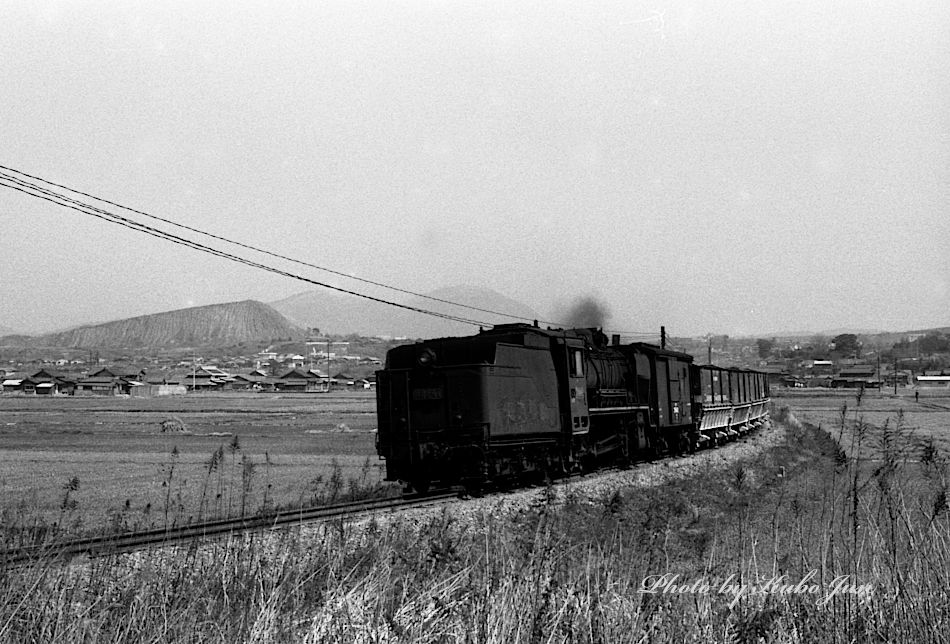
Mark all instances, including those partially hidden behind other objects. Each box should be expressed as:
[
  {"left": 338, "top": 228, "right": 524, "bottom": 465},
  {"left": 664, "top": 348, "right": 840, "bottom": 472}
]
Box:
[{"left": 373, "top": 416, "right": 792, "bottom": 532}]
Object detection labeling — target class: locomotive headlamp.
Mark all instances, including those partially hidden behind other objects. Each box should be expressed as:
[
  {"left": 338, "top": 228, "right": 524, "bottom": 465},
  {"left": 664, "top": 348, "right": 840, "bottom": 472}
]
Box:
[{"left": 417, "top": 348, "right": 436, "bottom": 366}]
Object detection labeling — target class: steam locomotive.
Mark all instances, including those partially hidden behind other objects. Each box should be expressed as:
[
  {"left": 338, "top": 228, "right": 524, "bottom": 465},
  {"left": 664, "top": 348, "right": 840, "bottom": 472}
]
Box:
[{"left": 375, "top": 323, "right": 770, "bottom": 493}]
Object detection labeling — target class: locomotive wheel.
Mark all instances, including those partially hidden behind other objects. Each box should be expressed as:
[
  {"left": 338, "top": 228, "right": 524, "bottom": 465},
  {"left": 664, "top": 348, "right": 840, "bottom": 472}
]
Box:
[
  {"left": 411, "top": 478, "right": 431, "bottom": 495},
  {"left": 675, "top": 433, "right": 689, "bottom": 455},
  {"left": 619, "top": 432, "right": 632, "bottom": 468},
  {"left": 464, "top": 480, "right": 485, "bottom": 497}
]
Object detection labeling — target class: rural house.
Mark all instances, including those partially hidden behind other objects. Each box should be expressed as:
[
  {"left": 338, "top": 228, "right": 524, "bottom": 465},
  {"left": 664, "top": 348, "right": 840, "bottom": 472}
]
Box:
[
  {"left": 182, "top": 367, "right": 228, "bottom": 391},
  {"left": 917, "top": 374, "right": 950, "bottom": 388},
  {"left": 1, "top": 376, "right": 24, "bottom": 393},
  {"left": 76, "top": 366, "right": 147, "bottom": 395},
  {"left": 76, "top": 375, "right": 122, "bottom": 395},
  {"left": 28, "top": 369, "right": 76, "bottom": 395},
  {"left": 832, "top": 365, "right": 879, "bottom": 388},
  {"left": 276, "top": 368, "right": 329, "bottom": 392},
  {"left": 88, "top": 366, "right": 147, "bottom": 381}
]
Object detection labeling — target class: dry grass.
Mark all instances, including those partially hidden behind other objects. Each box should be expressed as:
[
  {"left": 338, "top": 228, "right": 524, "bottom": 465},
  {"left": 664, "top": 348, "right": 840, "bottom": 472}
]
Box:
[
  {"left": 0, "top": 453, "right": 398, "bottom": 552},
  {"left": 0, "top": 392, "right": 384, "bottom": 530},
  {"left": 783, "top": 390, "right": 950, "bottom": 459},
  {"left": 2, "top": 405, "right": 949, "bottom": 642}
]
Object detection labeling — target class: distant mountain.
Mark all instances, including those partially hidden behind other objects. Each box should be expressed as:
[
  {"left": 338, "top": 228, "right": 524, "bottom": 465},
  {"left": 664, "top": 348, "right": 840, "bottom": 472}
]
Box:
[
  {"left": 908, "top": 326, "right": 950, "bottom": 335},
  {"left": 820, "top": 328, "right": 887, "bottom": 337},
  {"left": 765, "top": 326, "right": 950, "bottom": 340},
  {"left": 23, "top": 300, "right": 303, "bottom": 348},
  {"left": 0, "top": 333, "right": 32, "bottom": 346},
  {"left": 752, "top": 328, "right": 886, "bottom": 339},
  {"left": 271, "top": 285, "right": 540, "bottom": 338}
]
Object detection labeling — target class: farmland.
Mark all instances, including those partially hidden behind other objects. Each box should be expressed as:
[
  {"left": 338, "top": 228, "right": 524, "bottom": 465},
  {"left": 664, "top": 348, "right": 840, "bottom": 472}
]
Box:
[
  {"left": 0, "top": 391, "right": 389, "bottom": 534},
  {"left": 773, "top": 388, "right": 950, "bottom": 460}
]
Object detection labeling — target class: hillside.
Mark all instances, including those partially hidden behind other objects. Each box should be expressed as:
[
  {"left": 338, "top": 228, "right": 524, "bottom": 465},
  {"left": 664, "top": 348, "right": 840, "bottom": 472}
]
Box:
[
  {"left": 24, "top": 300, "right": 303, "bottom": 348},
  {"left": 271, "top": 285, "right": 541, "bottom": 338},
  {"left": 908, "top": 326, "right": 950, "bottom": 335}
]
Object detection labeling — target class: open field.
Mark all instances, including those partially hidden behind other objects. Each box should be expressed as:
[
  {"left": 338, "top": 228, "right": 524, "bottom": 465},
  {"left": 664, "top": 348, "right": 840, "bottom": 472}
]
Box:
[
  {"left": 0, "top": 391, "right": 390, "bottom": 536},
  {"left": 773, "top": 389, "right": 950, "bottom": 460}
]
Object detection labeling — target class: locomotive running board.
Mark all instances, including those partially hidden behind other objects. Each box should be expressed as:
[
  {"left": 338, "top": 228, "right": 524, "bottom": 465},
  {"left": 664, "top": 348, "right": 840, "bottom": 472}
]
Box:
[{"left": 588, "top": 405, "right": 650, "bottom": 414}]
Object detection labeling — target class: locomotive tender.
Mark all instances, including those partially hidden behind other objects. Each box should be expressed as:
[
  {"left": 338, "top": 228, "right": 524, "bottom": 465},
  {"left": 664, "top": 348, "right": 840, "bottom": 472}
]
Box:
[{"left": 375, "top": 323, "right": 770, "bottom": 493}]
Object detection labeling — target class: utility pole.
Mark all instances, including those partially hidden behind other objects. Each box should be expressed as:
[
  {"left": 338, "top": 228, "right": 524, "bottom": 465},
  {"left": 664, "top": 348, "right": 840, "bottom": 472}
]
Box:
[
  {"left": 877, "top": 355, "right": 881, "bottom": 396},
  {"left": 894, "top": 355, "right": 898, "bottom": 396},
  {"left": 660, "top": 326, "right": 666, "bottom": 349}
]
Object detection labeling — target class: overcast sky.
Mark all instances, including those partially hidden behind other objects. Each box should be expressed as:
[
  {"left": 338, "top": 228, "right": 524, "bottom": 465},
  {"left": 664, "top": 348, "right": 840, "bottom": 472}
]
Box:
[{"left": 2, "top": 1, "right": 948, "bottom": 337}]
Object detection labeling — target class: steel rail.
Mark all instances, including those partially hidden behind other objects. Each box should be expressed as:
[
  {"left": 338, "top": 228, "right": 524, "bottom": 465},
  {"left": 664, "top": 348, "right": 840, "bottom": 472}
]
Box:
[
  {"left": 1, "top": 491, "right": 458, "bottom": 567},
  {"left": 2, "top": 415, "right": 775, "bottom": 568}
]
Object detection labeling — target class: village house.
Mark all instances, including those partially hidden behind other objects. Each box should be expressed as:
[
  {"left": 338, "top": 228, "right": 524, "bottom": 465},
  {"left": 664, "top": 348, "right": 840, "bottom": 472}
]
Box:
[
  {"left": 182, "top": 366, "right": 230, "bottom": 391},
  {"left": 760, "top": 362, "right": 789, "bottom": 388},
  {"left": 76, "top": 375, "right": 122, "bottom": 395},
  {"left": 883, "top": 370, "right": 912, "bottom": 387},
  {"left": 276, "top": 368, "right": 329, "bottom": 392},
  {"left": 917, "top": 372, "right": 950, "bottom": 388},
  {"left": 73, "top": 366, "right": 146, "bottom": 395},
  {"left": 87, "top": 366, "right": 148, "bottom": 381},
  {"left": 832, "top": 365, "right": 880, "bottom": 389},
  {"left": 0, "top": 375, "right": 23, "bottom": 393},
  {"left": 27, "top": 369, "right": 76, "bottom": 395},
  {"left": 804, "top": 359, "right": 835, "bottom": 376},
  {"left": 227, "top": 373, "right": 259, "bottom": 390}
]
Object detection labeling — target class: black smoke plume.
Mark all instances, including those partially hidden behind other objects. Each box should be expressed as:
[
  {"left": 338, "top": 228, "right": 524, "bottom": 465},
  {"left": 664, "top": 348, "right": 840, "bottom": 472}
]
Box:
[{"left": 562, "top": 296, "right": 610, "bottom": 328}]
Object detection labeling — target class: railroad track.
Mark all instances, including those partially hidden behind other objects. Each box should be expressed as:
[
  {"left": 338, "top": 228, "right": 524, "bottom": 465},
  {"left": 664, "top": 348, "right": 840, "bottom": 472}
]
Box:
[
  {"left": 1, "top": 491, "right": 458, "bottom": 567},
  {"left": 2, "top": 421, "right": 775, "bottom": 568}
]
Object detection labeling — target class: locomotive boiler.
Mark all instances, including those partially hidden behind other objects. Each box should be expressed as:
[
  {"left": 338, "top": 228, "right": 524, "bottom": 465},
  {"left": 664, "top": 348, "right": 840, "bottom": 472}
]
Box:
[{"left": 375, "top": 323, "right": 769, "bottom": 493}]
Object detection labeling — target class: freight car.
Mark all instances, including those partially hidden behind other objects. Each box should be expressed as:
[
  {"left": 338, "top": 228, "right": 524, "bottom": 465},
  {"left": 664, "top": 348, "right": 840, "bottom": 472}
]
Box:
[{"left": 375, "top": 323, "right": 769, "bottom": 493}]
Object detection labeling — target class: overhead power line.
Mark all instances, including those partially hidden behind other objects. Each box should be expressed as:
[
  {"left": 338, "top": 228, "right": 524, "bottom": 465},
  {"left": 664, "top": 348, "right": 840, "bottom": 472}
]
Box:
[
  {"left": 0, "top": 172, "right": 488, "bottom": 328},
  {"left": 0, "top": 164, "right": 564, "bottom": 327},
  {"left": 0, "top": 164, "right": 662, "bottom": 337}
]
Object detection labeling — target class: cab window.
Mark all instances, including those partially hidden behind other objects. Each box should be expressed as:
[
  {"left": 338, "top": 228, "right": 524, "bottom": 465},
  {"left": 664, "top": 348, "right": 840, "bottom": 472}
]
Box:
[{"left": 569, "top": 349, "right": 585, "bottom": 377}]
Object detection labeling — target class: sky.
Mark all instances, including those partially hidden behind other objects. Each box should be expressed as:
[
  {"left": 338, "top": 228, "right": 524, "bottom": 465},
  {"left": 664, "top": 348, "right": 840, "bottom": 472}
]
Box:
[{"left": 1, "top": 0, "right": 948, "bottom": 337}]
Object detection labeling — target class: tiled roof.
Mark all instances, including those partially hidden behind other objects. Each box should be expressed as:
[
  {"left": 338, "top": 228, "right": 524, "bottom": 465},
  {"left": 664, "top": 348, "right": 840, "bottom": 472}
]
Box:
[
  {"left": 89, "top": 367, "right": 145, "bottom": 378},
  {"left": 279, "top": 368, "right": 322, "bottom": 380},
  {"left": 839, "top": 367, "right": 875, "bottom": 376}
]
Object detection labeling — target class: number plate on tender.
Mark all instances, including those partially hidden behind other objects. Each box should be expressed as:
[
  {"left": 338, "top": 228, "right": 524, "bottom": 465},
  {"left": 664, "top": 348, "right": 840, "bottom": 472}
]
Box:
[{"left": 412, "top": 387, "right": 443, "bottom": 400}]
